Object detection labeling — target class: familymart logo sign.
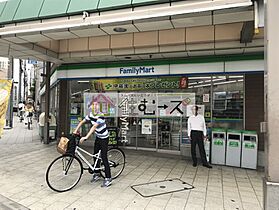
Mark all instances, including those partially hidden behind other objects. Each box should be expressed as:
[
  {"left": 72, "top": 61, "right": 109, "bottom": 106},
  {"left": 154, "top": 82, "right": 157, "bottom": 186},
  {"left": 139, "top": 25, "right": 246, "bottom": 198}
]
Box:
[{"left": 119, "top": 66, "right": 155, "bottom": 75}]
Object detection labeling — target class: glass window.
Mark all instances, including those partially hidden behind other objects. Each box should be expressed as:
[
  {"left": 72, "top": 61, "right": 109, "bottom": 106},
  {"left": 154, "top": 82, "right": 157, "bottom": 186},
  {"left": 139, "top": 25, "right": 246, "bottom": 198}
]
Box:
[{"left": 212, "top": 75, "right": 244, "bottom": 130}]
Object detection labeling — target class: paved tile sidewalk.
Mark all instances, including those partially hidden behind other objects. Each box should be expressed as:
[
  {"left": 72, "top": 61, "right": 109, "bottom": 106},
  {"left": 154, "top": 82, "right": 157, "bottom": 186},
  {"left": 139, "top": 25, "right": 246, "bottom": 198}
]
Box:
[
  {"left": 0, "top": 114, "right": 41, "bottom": 144},
  {"left": 0, "top": 116, "right": 264, "bottom": 210}
]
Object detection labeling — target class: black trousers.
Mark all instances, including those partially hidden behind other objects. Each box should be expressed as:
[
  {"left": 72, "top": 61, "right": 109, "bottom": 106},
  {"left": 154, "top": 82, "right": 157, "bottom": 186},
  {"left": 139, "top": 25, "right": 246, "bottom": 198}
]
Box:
[
  {"left": 94, "top": 137, "right": 111, "bottom": 178},
  {"left": 190, "top": 130, "right": 208, "bottom": 165}
]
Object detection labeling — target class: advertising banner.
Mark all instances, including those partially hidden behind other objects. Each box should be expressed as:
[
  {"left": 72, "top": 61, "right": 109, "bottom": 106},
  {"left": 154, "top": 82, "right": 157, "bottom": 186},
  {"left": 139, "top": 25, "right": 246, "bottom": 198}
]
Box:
[
  {"left": 0, "top": 79, "right": 12, "bottom": 138},
  {"left": 92, "top": 77, "right": 188, "bottom": 92}
]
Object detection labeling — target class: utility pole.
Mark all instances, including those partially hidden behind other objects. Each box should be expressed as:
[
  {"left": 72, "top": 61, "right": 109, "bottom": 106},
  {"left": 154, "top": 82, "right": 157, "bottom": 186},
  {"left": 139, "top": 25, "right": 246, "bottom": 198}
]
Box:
[
  {"left": 18, "top": 60, "right": 22, "bottom": 102},
  {"left": 43, "top": 62, "right": 51, "bottom": 144}
]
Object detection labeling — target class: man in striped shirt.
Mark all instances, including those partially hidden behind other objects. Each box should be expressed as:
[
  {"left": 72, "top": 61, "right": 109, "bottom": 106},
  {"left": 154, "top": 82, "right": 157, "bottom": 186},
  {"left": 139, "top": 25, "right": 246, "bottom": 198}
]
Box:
[{"left": 73, "top": 102, "right": 112, "bottom": 187}]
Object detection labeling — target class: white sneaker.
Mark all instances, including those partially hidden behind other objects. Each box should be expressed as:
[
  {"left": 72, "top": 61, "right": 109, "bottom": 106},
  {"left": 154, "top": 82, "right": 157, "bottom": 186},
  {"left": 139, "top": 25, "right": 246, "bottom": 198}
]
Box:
[
  {"left": 90, "top": 173, "right": 100, "bottom": 183},
  {"left": 101, "top": 178, "right": 112, "bottom": 187}
]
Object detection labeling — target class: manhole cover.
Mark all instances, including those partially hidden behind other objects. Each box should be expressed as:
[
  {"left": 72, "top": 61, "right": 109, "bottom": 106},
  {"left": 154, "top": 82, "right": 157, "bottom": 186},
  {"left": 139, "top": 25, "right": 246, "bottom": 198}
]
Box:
[{"left": 131, "top": 178, "right": 194, "bottom": 197}]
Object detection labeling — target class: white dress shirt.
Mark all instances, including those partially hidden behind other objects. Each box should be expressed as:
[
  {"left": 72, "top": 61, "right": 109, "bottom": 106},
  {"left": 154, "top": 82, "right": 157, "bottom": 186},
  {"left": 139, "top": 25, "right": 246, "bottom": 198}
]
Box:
[{"left": 187, "top": 114, "right": 207, "bottom": 136}]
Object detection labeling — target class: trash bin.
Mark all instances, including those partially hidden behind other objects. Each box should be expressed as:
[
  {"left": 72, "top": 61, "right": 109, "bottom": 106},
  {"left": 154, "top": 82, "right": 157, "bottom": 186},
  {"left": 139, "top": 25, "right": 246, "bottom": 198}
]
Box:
[
  {"left": 241, "top": 130, "right": 258, "bottom": 169},
  {"left": 226, "top": 130, "right": 242, "bottom": 167},
  {"left": 38, "top": 112, "right": 57, "bottom": 140},
  {"left": 211, "top": 128, "right": 227, "bottom": 165}
]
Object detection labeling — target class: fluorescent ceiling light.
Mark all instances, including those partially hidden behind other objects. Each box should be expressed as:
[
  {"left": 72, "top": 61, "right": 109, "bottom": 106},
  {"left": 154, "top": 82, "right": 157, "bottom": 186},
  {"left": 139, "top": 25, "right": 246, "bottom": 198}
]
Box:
[
  {"left": 77, "top": 80, "right": 89, "bottom": 83},
  {"left": 189, "top": 77, "right": 211, "bottom": 80},
  {"left": 229, "top": 75, "right": 244, "bottom": 78},
  {"left": 214, "top": 80, "right": 241, "bottom": 85},
  {"left": 0, "top": 0, "right": 252, "bottom": 36},
  {"left": 72, "top": 91, "right": 81, "bottom": 96}
]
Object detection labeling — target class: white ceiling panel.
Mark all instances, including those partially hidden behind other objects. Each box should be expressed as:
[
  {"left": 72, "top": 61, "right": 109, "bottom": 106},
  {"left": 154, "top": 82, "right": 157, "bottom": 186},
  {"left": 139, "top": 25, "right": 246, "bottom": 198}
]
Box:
[
  {"left": 70, "top": 52, "right": 90, "bottom": 58},
  {"left": 43, "top": 30, "right": 78, "bottom": 40},
  {"left": 19, "top": 49, "right": 44, "bottom": 55},
  {"left": 34, "top": 54, "right": 51, "bottom": 60},
  {"left": 244, "top": 47, "right": 264, "bottom": 53},
  {"left": 76, "top": 57, "right": 100, "bottom": 63},
  {"left": 134, "top": 20, "right": 173, "bottom": 32},
  {"left": 10, "top": 43, "right": 33, "bottom": 51},
  {"left": 59, "top": 53, "right": 70, "bottom": 59},
  {"left": 17, "top": 33, "right": 52, "bottom": 43},
  {"left": 246, "top": 39, "right": 264, "bottom": 47},
  {"left": 70, "top": 27, "right": 106, "bottom": 37},
  {"left": 138, "top": 54, "right": 164, "bottom": 60},
  {"left": 101, "top": 23, "right": 139, "bottom": 35},
  {"left": 0, "top": 39, "right": 12, "bottom": 45},
  {"left": 172, "top": 15, "right": 212, "bottom": 28},
  {"left": 215, "top": 41, "right": 245, "bottom": 49},
  {"left": 187, "top": 50, "right": 214, "bottom": 56},
  {"left": 0, "top": 46, "right": 9, "bottom": 55},
  {"left": 17, "top": 55, "right": 40, "bottom": 60},
  {"left": 161, "top": 52, "right": 188, "bottom": 58},
  {"left": 94, "top": 56, "right": 119, "bottom": 62},
  {"left": 215, "top": 48, "right": 244, "bottom": 55},
  {"left": 213, "top": 11, "right": 253, "bottom": 25},
  {"left": 61, "top": 57, "right": 78, "bottom": 63},
  {"left": 116, "top": 55, "right": 141, "bottom": 61},
  {"left": 9, "top": 50, "right": 28, "bottom": 57},
  {"left": 2, "top": 36, "right": 28, "bottom": 44}
]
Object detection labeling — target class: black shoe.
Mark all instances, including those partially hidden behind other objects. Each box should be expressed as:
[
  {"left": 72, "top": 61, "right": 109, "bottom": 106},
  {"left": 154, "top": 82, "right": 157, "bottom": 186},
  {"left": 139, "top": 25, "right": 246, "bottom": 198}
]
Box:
[
  {"left": 203, "top": 164, "right": 212, "bottom": 168},
  {"left": 192, "top": 163, "right": 197, "bottom": 167}
]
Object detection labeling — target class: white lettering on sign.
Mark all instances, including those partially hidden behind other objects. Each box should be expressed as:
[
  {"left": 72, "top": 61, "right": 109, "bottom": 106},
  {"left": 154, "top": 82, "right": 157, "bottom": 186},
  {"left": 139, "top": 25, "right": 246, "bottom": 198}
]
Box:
[
  {"left": 119, "top": 96, "right": 129, "bottom": 143},
  {"left": 120, "top": 66, "right": 155, "bottom": 75}
]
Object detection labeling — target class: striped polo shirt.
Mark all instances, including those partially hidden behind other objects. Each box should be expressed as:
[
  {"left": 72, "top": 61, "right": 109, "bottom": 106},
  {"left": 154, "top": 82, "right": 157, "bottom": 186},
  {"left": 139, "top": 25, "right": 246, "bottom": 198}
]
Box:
[{"left": 85, "top": 113, "right": 109, "bottom": 139}]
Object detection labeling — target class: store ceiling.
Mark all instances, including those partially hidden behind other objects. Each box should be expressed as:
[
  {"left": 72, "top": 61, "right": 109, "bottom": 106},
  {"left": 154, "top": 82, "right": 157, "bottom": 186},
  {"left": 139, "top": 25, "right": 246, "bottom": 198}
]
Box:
[{"left": 0, "top": 2, "right": 263, "bottom": 64}]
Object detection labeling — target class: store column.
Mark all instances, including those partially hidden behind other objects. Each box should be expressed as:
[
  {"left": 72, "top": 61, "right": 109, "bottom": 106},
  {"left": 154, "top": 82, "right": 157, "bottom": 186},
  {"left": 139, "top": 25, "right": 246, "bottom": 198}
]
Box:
[
  {"left": 264, "top": 0, "right": 279, "bottom": 209},
  {"left": 43, "top": 62, "right": 51, "bottom": 144},
  {"left": 57, "top": 80, "right": 69, "bottom": 136}
]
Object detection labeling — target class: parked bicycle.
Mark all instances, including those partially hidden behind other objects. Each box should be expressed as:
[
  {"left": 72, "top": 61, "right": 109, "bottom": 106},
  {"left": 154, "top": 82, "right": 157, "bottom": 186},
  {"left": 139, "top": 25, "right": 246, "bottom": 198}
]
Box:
[{"left": 46, "top": 134, "right": 125, "bottom": 192}]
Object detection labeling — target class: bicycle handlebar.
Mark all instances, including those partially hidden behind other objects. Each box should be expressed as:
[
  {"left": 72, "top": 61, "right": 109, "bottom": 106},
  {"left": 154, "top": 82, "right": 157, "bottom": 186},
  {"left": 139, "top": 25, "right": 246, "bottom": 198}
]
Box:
[{"left": 71, "top": 133, "right": 81, "bottom": 146}]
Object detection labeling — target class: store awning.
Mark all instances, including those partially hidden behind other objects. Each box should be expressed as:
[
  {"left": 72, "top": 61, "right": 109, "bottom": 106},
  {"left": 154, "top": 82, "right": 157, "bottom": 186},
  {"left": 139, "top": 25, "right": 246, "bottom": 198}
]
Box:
[
  {"left": 0, "top": 0, "right": 252, "bottom": 25},
  {"left": 0, "top": 0, "right": 262, "bottom": 64}
]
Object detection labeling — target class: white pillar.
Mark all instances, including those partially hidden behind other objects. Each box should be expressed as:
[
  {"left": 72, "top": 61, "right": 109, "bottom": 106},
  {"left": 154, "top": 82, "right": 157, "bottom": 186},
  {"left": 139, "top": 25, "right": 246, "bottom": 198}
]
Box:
[{"left": 264, "top": 0, "right": 279, "bottom": 209}]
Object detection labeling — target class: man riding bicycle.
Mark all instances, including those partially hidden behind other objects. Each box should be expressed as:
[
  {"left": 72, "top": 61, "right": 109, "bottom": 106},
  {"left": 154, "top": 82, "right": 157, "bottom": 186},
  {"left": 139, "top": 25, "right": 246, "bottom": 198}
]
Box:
[{"left": 73, "top": 101, "right": 112, "bottom": 187}]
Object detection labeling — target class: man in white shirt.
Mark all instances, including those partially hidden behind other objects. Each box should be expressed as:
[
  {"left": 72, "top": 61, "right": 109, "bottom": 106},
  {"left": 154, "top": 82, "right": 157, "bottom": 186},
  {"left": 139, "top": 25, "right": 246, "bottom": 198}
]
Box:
[{"left": 188, "top": 105, "right": 212, "bottom": 168}]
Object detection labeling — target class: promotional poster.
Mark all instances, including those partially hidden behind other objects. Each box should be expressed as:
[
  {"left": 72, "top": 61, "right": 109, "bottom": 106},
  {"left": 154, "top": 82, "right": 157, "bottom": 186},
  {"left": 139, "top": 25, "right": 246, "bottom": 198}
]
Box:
[{"left": 0, "top": 79, "right": 12, "bottom": 138}]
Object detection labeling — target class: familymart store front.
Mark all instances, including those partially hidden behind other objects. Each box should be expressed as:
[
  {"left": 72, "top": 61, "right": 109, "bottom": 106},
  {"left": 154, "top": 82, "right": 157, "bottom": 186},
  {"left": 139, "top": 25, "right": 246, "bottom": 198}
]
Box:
[{"left": 55, "top": 56, "right": 264, "bottom": 164}]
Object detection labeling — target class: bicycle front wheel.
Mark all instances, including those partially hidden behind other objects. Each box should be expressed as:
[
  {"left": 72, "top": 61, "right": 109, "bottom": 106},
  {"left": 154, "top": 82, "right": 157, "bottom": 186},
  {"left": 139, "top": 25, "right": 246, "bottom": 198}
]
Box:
[
  {"left": 100, "top": 148, "right": 125, "bottom": 179},
  {"left": 46, "top": 155, "right": 83, "bottom": 192}
]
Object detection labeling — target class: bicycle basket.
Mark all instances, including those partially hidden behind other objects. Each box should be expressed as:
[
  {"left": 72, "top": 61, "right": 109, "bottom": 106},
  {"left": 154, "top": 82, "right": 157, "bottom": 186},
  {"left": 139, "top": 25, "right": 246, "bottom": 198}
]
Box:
[{"left": 57, "top": 137, "right": 69, "bottom": 154}]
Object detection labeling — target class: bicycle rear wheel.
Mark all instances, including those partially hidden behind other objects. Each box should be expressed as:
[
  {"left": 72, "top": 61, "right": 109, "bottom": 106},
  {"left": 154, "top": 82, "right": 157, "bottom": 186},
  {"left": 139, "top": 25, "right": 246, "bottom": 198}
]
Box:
[
  {"left": 100, "top": 148, "right": 125, "bottom": 179},
  {"left": 46, "top": 155, "right": 83, "bottom": 192}
]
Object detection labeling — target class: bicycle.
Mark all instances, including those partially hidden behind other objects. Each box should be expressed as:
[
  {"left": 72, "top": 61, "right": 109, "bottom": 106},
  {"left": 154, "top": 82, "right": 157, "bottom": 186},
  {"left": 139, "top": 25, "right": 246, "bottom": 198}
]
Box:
[
  {"left": 25, "top": 111, "right": 33, "bottom": 130},
  {"left": 45, "top": 135, "right": 125, "bottom": 192}
]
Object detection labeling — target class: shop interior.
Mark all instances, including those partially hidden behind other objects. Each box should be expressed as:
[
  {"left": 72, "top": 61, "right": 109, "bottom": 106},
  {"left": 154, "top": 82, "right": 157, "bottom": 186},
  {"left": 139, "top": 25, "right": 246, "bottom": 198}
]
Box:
[{"left": 69, "top": 74, "right": 244, "bottom": 152}]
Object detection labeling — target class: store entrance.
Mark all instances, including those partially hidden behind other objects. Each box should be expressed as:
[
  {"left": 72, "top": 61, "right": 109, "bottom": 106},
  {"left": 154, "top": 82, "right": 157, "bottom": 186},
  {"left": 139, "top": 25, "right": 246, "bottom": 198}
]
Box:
[{"left": 158, "top": 118, "right": 181, "bottom": 151}]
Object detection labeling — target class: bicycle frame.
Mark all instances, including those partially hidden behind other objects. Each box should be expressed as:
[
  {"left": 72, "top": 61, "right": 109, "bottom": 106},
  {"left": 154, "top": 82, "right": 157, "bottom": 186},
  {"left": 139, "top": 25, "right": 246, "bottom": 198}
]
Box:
[{"left": 75, "top": 146, "right": 104, "bottom": 172}]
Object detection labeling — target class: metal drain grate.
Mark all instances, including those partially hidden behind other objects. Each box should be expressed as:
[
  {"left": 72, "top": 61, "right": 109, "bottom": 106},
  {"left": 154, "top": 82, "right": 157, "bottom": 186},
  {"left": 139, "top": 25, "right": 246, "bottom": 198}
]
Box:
[{"left": 131, "top": 178, "right": 194, "bottom": 197}]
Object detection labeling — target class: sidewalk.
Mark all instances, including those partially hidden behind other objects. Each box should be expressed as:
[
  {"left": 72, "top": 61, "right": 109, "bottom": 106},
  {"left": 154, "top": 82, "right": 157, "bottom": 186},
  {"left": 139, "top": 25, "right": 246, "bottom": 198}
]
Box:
[
  {"left": 0, "top": 116, "right": 264, "bottom": 210},
  {"left": 0, "top": 114, "right": 41, "bottom": 144}
]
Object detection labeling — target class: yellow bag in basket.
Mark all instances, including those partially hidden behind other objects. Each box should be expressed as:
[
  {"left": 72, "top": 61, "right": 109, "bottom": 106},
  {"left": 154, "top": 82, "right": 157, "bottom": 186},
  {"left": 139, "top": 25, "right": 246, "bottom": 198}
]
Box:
[{"left": 57, "top": 137, "right": 69, "bottom": 154}]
